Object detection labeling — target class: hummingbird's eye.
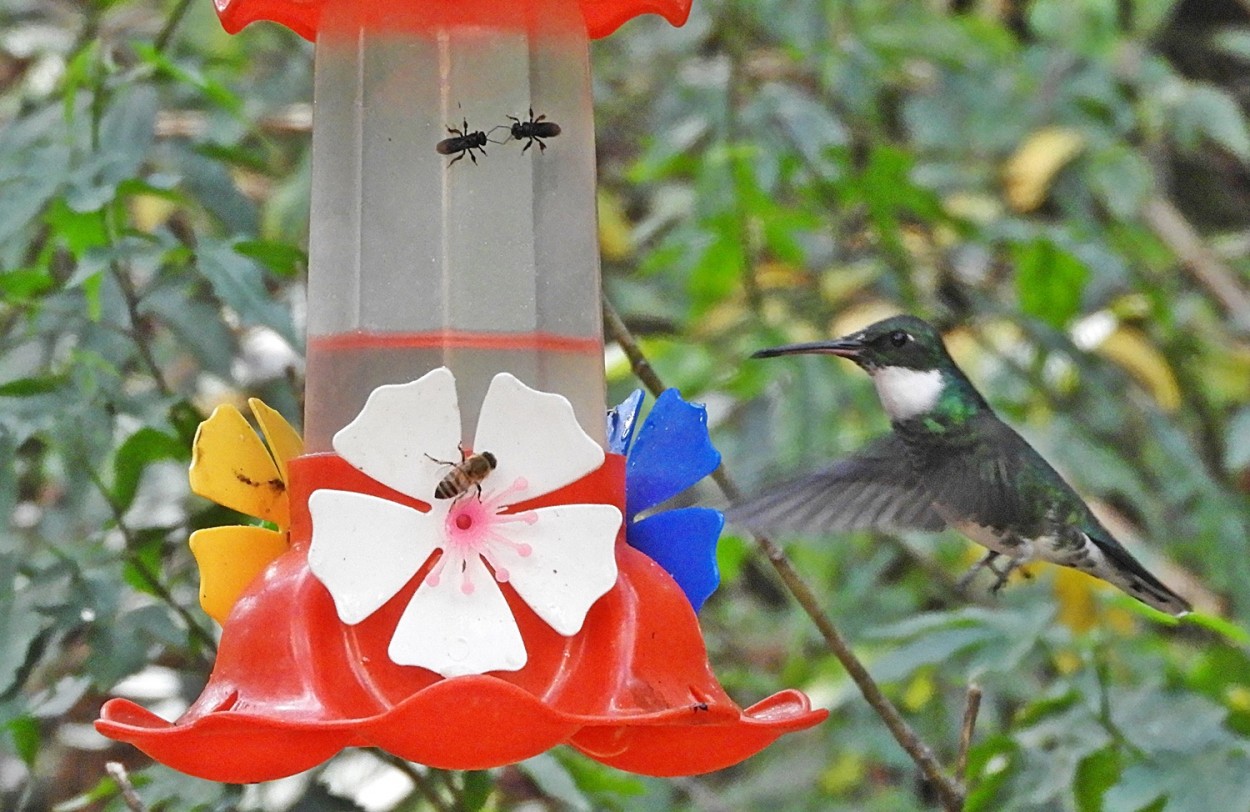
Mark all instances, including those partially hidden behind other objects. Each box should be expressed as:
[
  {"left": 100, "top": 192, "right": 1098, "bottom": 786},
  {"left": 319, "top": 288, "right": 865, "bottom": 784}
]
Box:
[{"left": 889, "top": 330, "right": 910, "bottom": 347}]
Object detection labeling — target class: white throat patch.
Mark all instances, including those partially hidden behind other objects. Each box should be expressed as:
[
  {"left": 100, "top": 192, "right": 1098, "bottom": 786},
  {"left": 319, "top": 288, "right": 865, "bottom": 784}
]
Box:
[{"left": 871, "top": 366, "right": 944, "bottom": 421}]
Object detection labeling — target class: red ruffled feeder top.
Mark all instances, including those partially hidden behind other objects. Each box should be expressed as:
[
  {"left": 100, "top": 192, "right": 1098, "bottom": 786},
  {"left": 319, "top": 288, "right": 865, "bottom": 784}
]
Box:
[{"left": 213, "top": 0, "right": 693, "bottom": 41}]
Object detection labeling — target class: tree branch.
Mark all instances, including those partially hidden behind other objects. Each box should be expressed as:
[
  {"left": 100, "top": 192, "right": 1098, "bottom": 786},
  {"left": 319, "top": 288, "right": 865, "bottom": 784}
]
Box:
[
  {"left": 106, "top": 761, "right": 148, "bottom": 812},
  {"left": 1142, "top": 195, "right": 1250, "bottom": 331},
  {"left": 603, "top": 296, "right": 967, "bottom": 811},
  {"left": 956, "top": 684, "right": 983, "bottom": 783}
]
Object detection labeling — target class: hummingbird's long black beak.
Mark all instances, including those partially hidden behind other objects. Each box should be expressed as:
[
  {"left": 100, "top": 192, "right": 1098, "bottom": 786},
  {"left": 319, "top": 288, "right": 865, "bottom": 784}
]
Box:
[{"left": 751, "top": 337, "right": 863, "bottom": 360}]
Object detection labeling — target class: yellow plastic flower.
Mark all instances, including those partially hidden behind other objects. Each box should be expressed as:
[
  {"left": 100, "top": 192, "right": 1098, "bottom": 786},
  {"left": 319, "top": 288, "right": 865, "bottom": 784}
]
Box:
[{"left": 188, "top": 398, "right": 303, "bottom": 624}]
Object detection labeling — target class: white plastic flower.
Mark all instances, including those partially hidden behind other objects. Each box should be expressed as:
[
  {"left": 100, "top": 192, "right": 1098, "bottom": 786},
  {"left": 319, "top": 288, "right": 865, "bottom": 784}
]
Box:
[{"left": 307, "top": 367, "right": 622, "bottom": 678}]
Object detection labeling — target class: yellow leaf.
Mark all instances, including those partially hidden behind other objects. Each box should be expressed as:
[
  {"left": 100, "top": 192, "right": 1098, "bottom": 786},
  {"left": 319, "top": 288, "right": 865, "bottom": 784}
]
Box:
[
  {"left": 1225, "top": 685, "right": 1250, "bottom": 713},
  {"left": 1052, "top": 566, "right": 1100, "bottom": 634},
  {"left": 1002, "top": 126, "right": 1085, "bottom": 212},
  {"left": 1092, "top": 327, "right": 1181, "bottom": 412},
  {"left": 829, "top": 300, "right": 907, "bottom": 339},
  {"left": 1053, "top": 649, "right": 1083, "bottom": 675},
  {"left": 248, "top": 398, "right": 304, "bottom": 483},
  {"left": 189, "top": 526, "right": 289, "bottom": 624},
  {"left": 129, "top": 193, "right": 177, "bottom": 233},
  {"left": 756, "top": 261, "right": 807, "bottom": 291},
  {"left": 902, "top": 671, "right": 935, "bottom": 711},
  {"left": 189, "top": 405, "right": 289, "bottom": 525},
  {"left": 597, "top": 190, "right": 633, "bottom": 262},
  {"left": 820, "top": 752, "right": 866, "bottom": 796}
]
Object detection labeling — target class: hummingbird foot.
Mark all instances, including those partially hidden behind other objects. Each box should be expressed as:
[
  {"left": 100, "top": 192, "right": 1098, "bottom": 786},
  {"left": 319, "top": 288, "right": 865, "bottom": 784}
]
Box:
[
  {"left": 956, "top": 551, "right": 1022, "bottom": 595},
  {"left": 956, "top": 551, "right": 998, "bottom": 592},
  {"left": 986, "top": 557, "right": 1021, "bottom": 594}
]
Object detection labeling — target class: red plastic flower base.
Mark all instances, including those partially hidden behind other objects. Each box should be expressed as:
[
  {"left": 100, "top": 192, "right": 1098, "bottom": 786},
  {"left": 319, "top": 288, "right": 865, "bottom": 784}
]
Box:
[{"left": 96, "top": 453, "right": 826, "bottom": 782}]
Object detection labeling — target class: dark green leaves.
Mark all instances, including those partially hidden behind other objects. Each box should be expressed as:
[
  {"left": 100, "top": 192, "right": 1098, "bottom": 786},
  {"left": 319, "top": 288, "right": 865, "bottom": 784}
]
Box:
[
  {"left": 112, "top": 428, "right": 187, "bottom": 513},
  {"left": 195, "top": 238, "right": 299, "bottom": 346}
]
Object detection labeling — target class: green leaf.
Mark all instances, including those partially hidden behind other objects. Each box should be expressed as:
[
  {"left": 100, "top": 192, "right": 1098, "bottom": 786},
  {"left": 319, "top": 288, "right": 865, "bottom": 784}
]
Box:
[
  {"left": 1104, "top": 749, "right": 1250, "bottom": 812},
  {"left": 1225, "top": 406, "right": 1250, "bottom": 474},
  {"left": 1012, "top": 702, "right": 1113, "bottom": 808},
  {"left": 518, "top": 754, "right": 592, "bottom": 812},
  {"left": 64, "top": 85, "right": 159, "bottom": 212},
  {"left": 868, "top": 626, "right": 1000, "bottom": 683},
  {"left": 459, "top": 770, "right": 494, "bottom": 812},
  {"left": 233, "top": 239, "right": 307, "bottom": 278},
  {"left": 1176, "top": 83, "right": 1250, "bottom": 162},
  {"left": 0, "top": 268, "right": 54, "bottom": 299},
  {"left": 195, "top": 238, "right": 299, "bottom": 346},
  {"left": 6, "top": 716, "right": 39, "bottom": 767},
  {"left": 1088, "top": 145, "right": 1152, "bottom": 220},
  {"left": 141, "top": 282, "right": 238, "bottom": 379},
  {"left": 132, "top": 43, "right": 243, "bottom": 115},
  {"left": 0, "top": 556, "right": 49, "bottom": 697},
  {"left": 120, "top": 530, "right": 168, "bottom": 600},
  {"left": 168, "top": 400, "right": 206, "bottom": 447},
  {"left": 1012, "top": 238, "right": 1090, "bottom": 328},
  {"left": 1109, "top": 686, "right": 1228, "bottom": 755},
  {"left": 1075, "top": 747, "right": 1120, "bottom": 812},
  {"left": 1214, "top": 28, "right": 1250, "bottom": 62},
  {"left": 112, "top": 428, "right": 187, "bottom": 513},
  {"left": 45, "top": 198, "right": 109, "bottom": 257},
  {"left": 1184, "top": 610, "right": 1250, "bottom": 645},
  {"left": 554, "top": 748, "right": 647, "bottom": 799},
  {"left": 0, "top": 375, "right": 64, "bottom": 397}
]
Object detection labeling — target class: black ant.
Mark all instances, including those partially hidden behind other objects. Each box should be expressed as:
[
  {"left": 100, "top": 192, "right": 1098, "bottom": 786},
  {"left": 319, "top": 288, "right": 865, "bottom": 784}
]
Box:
[
  {"left": 436, "top": 118, "right": 488, "bottom": 166},
  {"left": 502, "top": 108, "right": 561, "bottom": 153}
]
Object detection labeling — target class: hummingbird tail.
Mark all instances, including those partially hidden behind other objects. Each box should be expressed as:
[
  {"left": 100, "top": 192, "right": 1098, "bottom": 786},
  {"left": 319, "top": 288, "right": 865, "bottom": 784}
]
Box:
[{"left": 1084, "top": 533, "right": 1192, "bottom": 617}]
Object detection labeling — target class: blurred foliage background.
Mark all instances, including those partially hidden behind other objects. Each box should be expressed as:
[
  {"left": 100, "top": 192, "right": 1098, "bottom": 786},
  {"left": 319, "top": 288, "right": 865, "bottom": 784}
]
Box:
[{"left": 2, "top": 0, "right": 1250, "bottom": 809}]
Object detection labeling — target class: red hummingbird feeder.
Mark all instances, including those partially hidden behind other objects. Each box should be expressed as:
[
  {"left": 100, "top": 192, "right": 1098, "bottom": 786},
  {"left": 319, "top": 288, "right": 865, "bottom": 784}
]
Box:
[{"left": 95, "top": 0, "right": 827, "bottom": 781}]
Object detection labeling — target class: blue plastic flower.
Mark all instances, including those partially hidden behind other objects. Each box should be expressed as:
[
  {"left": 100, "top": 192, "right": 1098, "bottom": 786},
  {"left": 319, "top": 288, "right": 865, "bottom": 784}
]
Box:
[{"left": 607, "top": 388, "right": 724, "bottom": 612}]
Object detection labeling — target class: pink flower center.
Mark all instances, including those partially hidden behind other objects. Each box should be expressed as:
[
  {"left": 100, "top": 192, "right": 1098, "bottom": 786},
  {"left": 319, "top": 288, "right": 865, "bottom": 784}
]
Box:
[{"left": 426, "top": 477, "right": 537, "bottom": 595}]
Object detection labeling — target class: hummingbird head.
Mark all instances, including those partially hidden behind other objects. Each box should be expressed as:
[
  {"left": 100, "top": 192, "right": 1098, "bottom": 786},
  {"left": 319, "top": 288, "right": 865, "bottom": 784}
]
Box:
[
  {"left": 752, "top": 315, "right": 963, "bottom": 421},
  {"left": 752, "top": 315, "right": 948, "bottom": 370}
]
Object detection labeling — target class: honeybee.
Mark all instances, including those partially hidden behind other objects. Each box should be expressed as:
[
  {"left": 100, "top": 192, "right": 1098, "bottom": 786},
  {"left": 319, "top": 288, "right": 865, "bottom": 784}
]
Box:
[{"left": 427, "top": 446, "right": 497, "bottom": 500}]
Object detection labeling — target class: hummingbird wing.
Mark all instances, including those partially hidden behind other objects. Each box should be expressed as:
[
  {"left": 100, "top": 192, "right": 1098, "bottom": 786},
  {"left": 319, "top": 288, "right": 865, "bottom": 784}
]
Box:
[
  {"left": 904, "top": 413, "right": 1034, "bottom": 532},
  {"left": 726, "top": 434, "right": 946, "bottom": 536}
]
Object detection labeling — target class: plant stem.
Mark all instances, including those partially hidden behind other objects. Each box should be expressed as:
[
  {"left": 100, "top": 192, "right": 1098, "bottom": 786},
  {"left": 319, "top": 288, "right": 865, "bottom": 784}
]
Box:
[
  {"left": 106, "top": 761, "right": 148, "bottom": 812},
  {"left": 86, "top": 467, "right": 218, "bottom": 656},
  {"left": 956, "top": 684, "right": 983, "bottom": 783}
]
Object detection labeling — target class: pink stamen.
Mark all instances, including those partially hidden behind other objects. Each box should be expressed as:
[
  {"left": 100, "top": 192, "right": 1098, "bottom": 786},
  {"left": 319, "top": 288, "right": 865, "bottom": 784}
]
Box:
[
  {"left": 478, "top": 548, "right": 511, "bottom": 583},
  {"left": 485, "top": 529, "right": 532, "bottom": 557},
  {"left": 433, "top": 474, "right": 542, "bottom": 594},
  {"left": 426, "top": 549, "right": 449, "bottom": 587}
]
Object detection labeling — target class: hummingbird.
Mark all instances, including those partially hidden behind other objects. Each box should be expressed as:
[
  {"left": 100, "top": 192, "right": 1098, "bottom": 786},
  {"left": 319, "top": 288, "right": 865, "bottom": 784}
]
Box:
[{"left": 731, "top": 314, "right": 1190, "bottom": 616}]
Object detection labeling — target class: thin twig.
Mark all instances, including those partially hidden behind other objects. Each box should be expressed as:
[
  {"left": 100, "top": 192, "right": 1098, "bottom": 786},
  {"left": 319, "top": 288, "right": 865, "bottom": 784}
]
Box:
[
  {"left": 108, "top": 261, "right": 173, "bottom": 398},
  {"left": 85, "top": 467, "right": 219, "bottom": 656},
  {"left": 106, "top": 761, "right": 148, "bottom": 812},
  {"left": 1142, "top": 195, "right": 1250, "bottom": 331},
  {"left": 154, "top": 0, "right": 196, "bottom": 53},
  {"left": 955, "top": 684, "right": 983, "bottom": 783},
  {"left": 603, "top": 296, "right": 966, "bottom": 811}
]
